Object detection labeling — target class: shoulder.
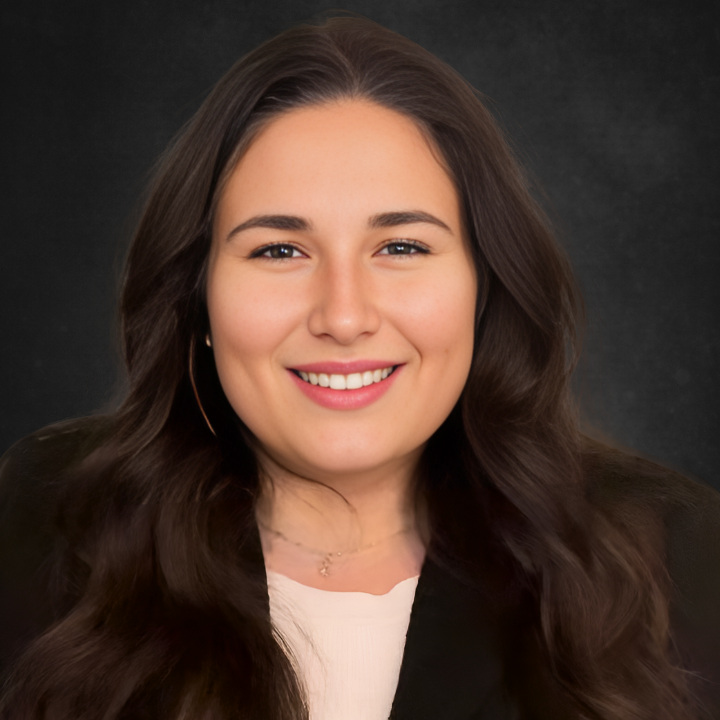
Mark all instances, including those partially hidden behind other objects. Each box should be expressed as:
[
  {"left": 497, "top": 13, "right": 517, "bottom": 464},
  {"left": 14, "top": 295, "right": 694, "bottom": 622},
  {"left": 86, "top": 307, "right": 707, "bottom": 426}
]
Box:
[
  {"left": 0, "top": 417, "right": 110, "bottom": 675},
  {"left": 0, "top": 417, "right": 110, "bottom": 544},
  {"left": 581, "top": 441, "right": 720, "bottom": 581},
  {"left": 1, "top": 416, "right": 109, "bottom": 485},
  {"left": 582, "top": 440, "right": 720, "bottom": 708}
]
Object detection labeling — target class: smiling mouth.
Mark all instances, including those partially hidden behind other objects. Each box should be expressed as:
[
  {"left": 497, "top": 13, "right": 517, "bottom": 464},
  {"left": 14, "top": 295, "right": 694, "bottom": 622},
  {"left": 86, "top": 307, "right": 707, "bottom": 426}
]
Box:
[{"left": 291, "top": 365, "right": 398, "bottom": 390}]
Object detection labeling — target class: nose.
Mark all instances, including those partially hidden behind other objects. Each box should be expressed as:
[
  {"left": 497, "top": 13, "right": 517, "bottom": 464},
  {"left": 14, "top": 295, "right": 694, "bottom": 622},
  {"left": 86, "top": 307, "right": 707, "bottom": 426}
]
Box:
[{"left": 307, "top": 260, "right": 381, "bottom": 344}]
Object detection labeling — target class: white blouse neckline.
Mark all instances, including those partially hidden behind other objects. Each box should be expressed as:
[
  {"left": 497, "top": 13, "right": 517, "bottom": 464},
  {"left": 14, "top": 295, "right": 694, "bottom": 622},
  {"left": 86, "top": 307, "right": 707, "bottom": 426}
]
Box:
[{"left": 267, "top": 569, "right": 419, "bottom": 720}]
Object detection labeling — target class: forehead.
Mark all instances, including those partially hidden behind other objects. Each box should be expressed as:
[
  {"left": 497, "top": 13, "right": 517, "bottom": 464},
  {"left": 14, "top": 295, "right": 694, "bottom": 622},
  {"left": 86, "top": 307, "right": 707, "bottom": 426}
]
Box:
[{"left": 214, "top": 100, "right": 460, "bottom": 229}]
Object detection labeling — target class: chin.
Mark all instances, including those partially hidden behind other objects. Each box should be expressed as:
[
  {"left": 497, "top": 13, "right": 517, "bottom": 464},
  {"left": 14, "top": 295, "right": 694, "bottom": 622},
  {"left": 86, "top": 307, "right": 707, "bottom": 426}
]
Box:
[{"left": 272, "top": 444, "right": 416, "bottom": 485}]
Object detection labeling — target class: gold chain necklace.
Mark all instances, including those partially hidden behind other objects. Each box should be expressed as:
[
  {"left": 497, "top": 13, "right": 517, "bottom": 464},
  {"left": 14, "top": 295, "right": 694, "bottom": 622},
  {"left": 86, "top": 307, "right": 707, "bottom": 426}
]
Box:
[{"left": 257, "top": 521, "right": 413, "bottom": 577}]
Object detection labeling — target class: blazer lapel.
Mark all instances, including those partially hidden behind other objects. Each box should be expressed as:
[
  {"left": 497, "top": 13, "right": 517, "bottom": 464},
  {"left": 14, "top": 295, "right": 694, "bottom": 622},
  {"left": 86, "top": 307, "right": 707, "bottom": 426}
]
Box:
[{"left": 390, "top": 555, "right": 519, "bottom": 720}]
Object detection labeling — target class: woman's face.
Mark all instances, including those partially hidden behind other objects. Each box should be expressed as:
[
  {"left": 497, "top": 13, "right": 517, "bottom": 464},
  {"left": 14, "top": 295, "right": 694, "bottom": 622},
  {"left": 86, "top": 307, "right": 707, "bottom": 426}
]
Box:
[{"left": 207, "top": 100, "right": 476, "bottom": 484}]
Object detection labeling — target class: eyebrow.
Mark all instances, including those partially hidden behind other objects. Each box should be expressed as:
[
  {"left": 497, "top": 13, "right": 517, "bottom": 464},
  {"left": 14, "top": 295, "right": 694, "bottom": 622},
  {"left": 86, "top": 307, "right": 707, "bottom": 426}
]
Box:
[
  {"left": 368, "top": 210, "right": 452, "bottom": 233},
  {"left": 225, "top": 214, "right": 310, "bottom": 241},
  {"left": 225, "top": 209, "right": 452, "bottom": 242}
]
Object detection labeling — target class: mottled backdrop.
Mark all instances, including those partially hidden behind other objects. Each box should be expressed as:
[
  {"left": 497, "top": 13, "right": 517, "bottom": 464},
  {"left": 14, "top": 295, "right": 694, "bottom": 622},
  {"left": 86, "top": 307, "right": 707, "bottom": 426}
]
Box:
[{"left": 1, "top": 0, "right": 718, "bottom": 487}]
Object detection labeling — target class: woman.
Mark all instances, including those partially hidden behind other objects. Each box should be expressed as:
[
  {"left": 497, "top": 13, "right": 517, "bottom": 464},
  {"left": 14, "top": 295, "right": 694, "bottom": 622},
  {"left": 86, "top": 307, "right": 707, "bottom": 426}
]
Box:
[{"left": 1, "top": 16, "right": 718, "bottom": 720}]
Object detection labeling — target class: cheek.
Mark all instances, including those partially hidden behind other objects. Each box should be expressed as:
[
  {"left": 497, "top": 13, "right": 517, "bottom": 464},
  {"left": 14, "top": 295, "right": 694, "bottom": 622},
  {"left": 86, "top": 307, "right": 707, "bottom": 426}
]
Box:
[
  {"left": 397, "top": 270, "right": 477, "bottom": 364},
  {"left": 207, "top": 269, "right": 298, "bottom": 361},
  {"left": 205, "top": 274, "right": 291, "bottom": 425}
]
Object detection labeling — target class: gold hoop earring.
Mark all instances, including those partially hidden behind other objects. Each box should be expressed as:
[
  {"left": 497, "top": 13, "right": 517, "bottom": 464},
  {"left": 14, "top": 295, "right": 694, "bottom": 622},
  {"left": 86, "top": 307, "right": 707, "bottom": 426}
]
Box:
[{"left": 189, "top": 337, "right": 217, "bottom": 437}]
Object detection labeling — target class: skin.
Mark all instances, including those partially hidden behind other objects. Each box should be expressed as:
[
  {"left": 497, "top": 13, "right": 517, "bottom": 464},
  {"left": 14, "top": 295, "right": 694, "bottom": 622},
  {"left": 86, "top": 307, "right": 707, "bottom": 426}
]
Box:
[{"left": 207, "top": 100, "right": 477, "bottom": 591}]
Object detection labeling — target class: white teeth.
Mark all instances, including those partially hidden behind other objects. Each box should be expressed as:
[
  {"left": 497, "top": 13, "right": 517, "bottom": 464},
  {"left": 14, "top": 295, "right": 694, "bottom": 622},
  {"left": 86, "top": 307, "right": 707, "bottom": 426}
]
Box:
[{"left": 296, "top": 366, "right": 395, "bottom": 390}]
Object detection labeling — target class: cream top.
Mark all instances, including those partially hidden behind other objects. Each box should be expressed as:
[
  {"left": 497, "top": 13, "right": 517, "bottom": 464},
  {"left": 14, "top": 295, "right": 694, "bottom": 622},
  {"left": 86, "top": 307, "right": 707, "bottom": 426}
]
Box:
[{"left": 267, "top": 570, "right": 419, "bottom": 720}]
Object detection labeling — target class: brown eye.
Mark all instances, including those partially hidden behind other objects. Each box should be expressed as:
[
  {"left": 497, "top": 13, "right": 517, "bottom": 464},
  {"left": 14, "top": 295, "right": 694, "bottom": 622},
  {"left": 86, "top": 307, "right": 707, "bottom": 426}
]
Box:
[
  {"left": 378, "top": 241, "right": 429, "bottom": 255},
  {"left": 250, "top": 244, "right": 303, "bottom": 260}
]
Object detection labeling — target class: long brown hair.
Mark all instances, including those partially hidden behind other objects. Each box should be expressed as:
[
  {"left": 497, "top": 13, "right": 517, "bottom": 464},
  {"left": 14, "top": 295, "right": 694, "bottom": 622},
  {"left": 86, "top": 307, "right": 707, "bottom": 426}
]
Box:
[{"left": 1, "top": 16, "right": 697, "bottom": 719}]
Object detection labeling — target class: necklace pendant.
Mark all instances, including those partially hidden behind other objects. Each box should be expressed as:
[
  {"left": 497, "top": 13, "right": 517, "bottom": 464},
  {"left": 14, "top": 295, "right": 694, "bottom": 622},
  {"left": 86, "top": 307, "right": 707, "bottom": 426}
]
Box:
[{"left": 319, "top": 553, "right": 333, "bottom": 577}]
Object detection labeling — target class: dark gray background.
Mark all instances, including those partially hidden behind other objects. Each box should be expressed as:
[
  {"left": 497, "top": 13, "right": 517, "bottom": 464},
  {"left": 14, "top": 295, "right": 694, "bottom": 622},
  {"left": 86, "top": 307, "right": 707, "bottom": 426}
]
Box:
[{"left": 1, "top": 0, "right": 718, "bottom": 489}]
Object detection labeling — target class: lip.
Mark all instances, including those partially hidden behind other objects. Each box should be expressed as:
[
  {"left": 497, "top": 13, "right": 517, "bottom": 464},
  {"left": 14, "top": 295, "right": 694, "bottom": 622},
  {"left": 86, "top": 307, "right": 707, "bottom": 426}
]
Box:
[
  {"left": 291, "top": 360, "right": 399, "bottom": 374},
  {"left": 288, "top": 363, "right": 403, "bottom": 410}
]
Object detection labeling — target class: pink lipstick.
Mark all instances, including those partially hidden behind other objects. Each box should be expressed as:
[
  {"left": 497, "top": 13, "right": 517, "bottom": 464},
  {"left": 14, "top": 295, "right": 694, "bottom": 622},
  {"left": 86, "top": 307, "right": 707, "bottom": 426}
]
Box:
[{"left": 288, "top": 361, "right": 402, "bottom": 410}]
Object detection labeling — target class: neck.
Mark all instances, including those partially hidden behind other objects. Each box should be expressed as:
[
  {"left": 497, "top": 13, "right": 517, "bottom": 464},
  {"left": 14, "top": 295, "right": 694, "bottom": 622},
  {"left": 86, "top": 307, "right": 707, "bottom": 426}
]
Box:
[
  {"left": 254, "top": 451, "right": 427, "bottom": 592},
  {"left": 256, "top": 453, "right": 418, "bottom": 548}
]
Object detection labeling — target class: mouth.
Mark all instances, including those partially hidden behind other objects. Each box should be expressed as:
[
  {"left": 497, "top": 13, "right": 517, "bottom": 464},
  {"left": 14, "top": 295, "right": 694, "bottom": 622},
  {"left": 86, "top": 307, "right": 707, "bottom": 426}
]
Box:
[{"left": 291, "top": 365, "right": 398, "bottom": 390}]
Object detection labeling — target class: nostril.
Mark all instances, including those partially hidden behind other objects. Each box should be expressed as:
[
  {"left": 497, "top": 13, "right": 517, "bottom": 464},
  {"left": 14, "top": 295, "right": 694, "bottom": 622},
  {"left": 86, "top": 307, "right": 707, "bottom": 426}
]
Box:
[{"left": 306, "top": 291, "right": 382, "bottom": 343}]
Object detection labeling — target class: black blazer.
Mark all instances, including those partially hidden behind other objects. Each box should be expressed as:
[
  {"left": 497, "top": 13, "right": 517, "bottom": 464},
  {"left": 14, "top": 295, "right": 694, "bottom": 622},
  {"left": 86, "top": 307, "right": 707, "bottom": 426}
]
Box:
[{"left": 1, "top": 420, "right": 720, "bottom": 718}]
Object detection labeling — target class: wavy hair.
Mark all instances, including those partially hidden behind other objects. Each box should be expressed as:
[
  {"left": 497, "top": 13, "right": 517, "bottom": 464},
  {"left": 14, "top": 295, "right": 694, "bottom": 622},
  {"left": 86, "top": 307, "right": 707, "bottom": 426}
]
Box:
[{"left": 1, "top": 16, "right": 697, "bottom": 719}]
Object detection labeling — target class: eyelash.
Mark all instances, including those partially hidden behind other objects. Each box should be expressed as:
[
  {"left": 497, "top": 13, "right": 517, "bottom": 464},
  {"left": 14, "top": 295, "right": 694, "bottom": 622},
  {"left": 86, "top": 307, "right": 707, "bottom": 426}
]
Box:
[
  {"left": 248, "top": 243, "right": 305, "bottom": 260},
  {"left": 377, "top": 240, "right": 430, "bottom": 256},
  {"left": 248, "top": 239, "right": 430, "bottom": 260}
]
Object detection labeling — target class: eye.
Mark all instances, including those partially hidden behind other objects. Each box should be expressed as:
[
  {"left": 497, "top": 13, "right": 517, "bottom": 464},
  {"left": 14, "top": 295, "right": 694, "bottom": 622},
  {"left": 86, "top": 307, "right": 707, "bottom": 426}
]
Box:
[
  {"left": 249, "top": 243, "right": 305, "bottom": 260},
  {"left": 377, "top": 241, "right": 430, "bottom": 256}
]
